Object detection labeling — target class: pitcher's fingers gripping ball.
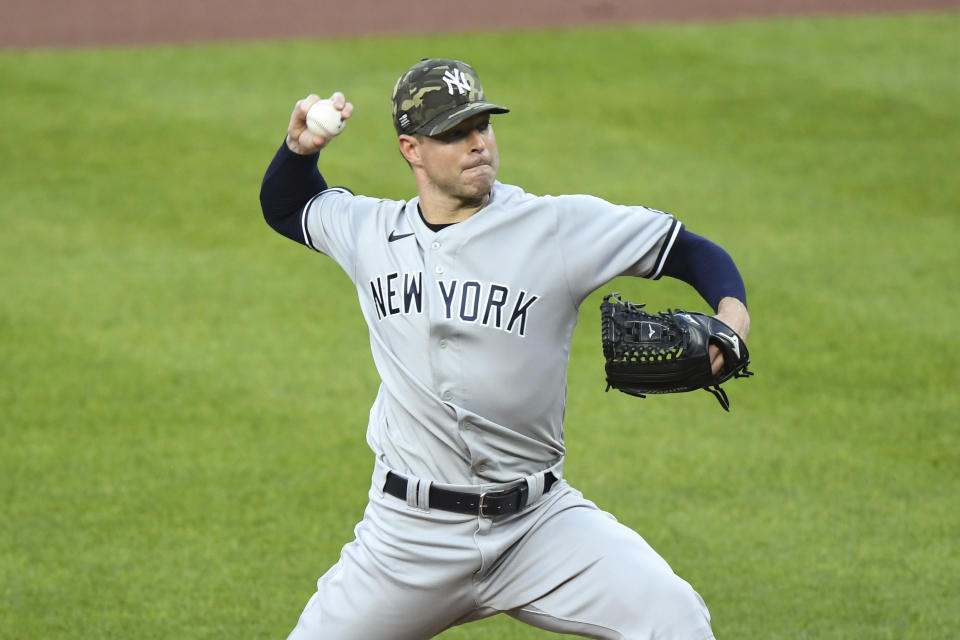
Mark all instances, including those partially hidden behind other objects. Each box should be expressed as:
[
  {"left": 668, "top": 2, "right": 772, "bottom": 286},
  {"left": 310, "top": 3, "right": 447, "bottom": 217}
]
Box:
[
  {"left": 306, "top": 98, "right": 346, "bottom": 139},
  {"left": 286, "top": 93, "right": 353, "bottom": 155}
]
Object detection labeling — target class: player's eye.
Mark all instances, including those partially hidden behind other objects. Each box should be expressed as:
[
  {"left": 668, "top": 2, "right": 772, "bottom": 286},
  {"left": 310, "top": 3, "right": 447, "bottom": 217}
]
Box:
[
  {"left": 435, "top": 118, "right": 490, "bottom": 143},
  {"left": 437, "top": 131, "right": 464, "bottom": 143}
]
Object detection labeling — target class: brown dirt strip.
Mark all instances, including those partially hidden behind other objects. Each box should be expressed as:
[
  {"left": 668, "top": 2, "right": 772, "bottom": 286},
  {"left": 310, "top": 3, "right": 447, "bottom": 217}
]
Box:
[{"left": 3, "top": 0, "right": 959, "bottom": 49}]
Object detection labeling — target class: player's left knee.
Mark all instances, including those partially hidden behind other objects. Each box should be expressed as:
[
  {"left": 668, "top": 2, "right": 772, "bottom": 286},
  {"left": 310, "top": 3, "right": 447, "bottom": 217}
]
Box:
[
  {"left": 602, "top": 567, "right": 710, "bottom": 637},
  {"left": 636, "top": 576, "right": 712, "bottom": 639}
]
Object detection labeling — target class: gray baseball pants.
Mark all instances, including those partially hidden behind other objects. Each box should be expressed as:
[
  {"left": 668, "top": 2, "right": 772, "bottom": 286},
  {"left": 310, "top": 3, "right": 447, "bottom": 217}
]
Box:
[{"left": 286, "top": 460, "right": 714, "bottom": 639}]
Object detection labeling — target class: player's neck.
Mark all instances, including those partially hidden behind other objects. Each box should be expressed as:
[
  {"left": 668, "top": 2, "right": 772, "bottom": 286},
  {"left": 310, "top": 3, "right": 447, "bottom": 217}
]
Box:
[{"left": 417, "top": 185, "right": 490, "bottom": 226}]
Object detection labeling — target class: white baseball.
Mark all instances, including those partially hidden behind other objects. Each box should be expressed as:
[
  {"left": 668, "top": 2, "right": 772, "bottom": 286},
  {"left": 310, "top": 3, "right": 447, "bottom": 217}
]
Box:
[{"left": 306, "top": 99, "right": 346, "bottom": 139}]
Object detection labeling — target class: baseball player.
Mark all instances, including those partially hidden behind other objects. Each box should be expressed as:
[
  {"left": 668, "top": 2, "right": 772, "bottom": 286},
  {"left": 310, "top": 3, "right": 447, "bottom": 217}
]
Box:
[{"left": 259, "top": 58, "right": 750, "bottom": 639}]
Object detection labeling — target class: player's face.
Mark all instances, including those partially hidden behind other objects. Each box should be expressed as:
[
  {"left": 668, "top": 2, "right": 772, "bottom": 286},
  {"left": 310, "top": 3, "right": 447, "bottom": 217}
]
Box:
[{"left": 418, "top": 114, "right": 500, "bottom": 203}]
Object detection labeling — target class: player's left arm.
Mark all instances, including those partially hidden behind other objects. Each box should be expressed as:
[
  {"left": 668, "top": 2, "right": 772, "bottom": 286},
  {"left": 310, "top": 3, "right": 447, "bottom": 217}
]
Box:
[{"left": 660, "top": 228, "right": 751, "bottom": 373}]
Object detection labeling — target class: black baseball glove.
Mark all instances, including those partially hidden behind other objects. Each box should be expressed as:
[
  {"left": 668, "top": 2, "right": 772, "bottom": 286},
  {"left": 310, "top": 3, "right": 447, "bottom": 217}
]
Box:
[{"left": 600, "top": 292, "right": 753, "bottom": 411}]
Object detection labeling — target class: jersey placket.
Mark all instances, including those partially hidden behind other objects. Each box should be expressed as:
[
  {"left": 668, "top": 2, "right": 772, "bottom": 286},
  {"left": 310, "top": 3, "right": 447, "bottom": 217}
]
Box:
[
  {"left": 424, "top": 232, "right": 491, "bottom": 477},
  {"left": 425, "top": 233, "right": 460, "bottom": 404}
]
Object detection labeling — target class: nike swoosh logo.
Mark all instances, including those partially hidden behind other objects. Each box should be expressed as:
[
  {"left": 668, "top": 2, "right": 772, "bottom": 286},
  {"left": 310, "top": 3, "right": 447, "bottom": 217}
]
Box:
[{"left": 388, "top": 230, "right": 415, "bottom": 242}]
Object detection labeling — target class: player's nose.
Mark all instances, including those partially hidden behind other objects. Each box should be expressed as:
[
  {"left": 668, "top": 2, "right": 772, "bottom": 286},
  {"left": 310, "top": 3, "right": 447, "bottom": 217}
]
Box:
[{"left": 466, "top": 128, "right": 486, "bottom": 152}]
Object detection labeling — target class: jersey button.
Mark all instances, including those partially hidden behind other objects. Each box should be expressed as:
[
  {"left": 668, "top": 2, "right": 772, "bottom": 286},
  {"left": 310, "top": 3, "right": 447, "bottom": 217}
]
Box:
[
  {"left": 442, "top": 390, "right": 453, "bottom": 400},
  {"left": 439, "top": 339, "right": 447, "bottom": 349},
  {"left": 431, "top": 241, "right": 441, "bottom": 250},
  {"left": 435, "top": 265, "right": 445, "bottom": 274}
]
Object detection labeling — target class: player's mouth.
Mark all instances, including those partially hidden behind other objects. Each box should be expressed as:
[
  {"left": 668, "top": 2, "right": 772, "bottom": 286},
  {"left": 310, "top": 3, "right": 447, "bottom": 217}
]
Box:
[{"left": 462, "top": 159, "right": 493, "bottom": 175}]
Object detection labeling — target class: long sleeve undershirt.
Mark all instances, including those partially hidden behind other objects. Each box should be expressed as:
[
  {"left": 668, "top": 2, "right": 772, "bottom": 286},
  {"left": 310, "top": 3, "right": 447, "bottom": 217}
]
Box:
[
  {"left": 660, "top": 229, "right": 747, "bottom": 311},
  {"left": 260, "top": 142, "right": 326, "bottom": 243}
]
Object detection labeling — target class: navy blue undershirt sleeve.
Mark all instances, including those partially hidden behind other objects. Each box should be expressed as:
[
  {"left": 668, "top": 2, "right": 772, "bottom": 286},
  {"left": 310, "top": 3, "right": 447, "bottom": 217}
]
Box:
[
  {"left": 259, "top": 141, "right": 328, "bottom": 245},
  {"left": 660, "top": 228, "right": 747, "bottom": 311}
]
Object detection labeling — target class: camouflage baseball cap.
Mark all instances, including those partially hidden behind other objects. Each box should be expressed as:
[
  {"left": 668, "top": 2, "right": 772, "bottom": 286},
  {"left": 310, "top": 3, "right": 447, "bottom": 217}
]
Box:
[{"left": 392, "top": 58, "right": 509, "bottom": 136}]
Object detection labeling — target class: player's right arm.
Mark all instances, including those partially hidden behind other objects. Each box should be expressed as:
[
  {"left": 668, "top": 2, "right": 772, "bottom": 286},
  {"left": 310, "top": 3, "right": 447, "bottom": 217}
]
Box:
[
  {"left": 286, "top": 93, "right": 353, "bottom": 155},
  {"left": 259, "top": 93, "right": 353, "bottom": 244}
]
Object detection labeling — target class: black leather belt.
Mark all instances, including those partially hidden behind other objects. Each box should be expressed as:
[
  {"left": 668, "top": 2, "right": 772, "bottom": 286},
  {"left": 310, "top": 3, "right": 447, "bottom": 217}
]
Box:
[{"left": 383, "top": 471, "right": 558, "bottom": 517}]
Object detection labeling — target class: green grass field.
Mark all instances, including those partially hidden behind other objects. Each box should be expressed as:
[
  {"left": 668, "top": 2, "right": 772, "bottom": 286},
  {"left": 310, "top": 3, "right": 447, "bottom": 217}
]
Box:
[{"left": 2, "top": 12, "right": 958, "bottom": 639}]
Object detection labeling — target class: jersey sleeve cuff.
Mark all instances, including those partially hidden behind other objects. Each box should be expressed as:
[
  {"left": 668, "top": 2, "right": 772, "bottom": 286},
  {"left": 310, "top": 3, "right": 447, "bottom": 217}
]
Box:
[
  {"left": 301, "top": 186, "right": 354, "bottom": 252},
  {"left": 648, "top": 219, "right": 683, "bottom": 280}
]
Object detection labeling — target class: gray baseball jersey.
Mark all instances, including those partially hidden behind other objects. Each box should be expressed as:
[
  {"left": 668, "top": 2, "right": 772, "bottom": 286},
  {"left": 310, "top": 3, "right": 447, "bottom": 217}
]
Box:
[{"left": 301, "top": 180, "right": 681, "bottom": 485}]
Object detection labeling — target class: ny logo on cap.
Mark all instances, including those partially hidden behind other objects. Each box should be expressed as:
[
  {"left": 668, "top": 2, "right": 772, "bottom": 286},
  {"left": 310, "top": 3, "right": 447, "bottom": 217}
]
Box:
[{"left": 442, "top": 68, "right": 472, "bottom": 95}]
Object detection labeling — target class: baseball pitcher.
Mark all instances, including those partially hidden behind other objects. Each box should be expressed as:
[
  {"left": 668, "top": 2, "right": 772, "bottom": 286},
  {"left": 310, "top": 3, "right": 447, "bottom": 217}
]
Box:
[{"left": 259, "top": 58, "right": 751, "bottom": 639}]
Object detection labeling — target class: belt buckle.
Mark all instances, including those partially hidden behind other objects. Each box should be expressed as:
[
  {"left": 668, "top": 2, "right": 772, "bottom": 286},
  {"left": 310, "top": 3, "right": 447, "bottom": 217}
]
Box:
[
  {"left": 478, "top": 483, "right": 527, "bottom": 518},
  {"left": 478, "top": 490, "right": 492, "bottom": 518}
]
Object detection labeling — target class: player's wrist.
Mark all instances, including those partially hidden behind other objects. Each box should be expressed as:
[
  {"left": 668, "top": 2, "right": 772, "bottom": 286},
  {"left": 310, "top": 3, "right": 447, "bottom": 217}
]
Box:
[
  {"left": 716, "top": 297, "right": 750, "bottom": 340},
  {"left": 717, "top": 296, "right": 747, "bottom": 312},
  {"left": 283, "top": 134, "right": 322, "bottom": 158}
]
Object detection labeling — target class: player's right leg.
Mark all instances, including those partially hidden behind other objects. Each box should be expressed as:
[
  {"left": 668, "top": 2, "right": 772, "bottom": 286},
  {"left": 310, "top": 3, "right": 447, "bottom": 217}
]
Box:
[{"left": 285, "top": 478, "right": 483, "bottom": 640}]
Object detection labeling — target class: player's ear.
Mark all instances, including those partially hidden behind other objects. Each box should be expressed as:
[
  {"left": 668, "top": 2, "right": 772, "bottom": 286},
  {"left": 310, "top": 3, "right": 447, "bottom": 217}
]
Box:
[{"left": 398, "top": 134, "right": 421, "bottom": 167}]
